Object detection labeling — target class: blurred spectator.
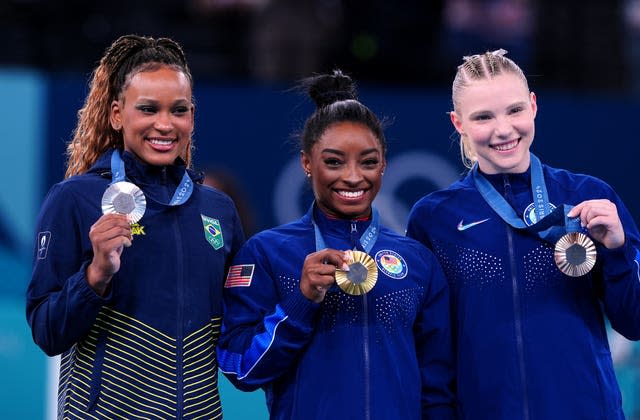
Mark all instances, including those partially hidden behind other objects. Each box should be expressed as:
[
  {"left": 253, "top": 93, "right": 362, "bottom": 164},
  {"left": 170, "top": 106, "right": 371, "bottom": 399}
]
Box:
[
  {"left": 203, "top": 167, "right": 258, "bottom": 237},
  {"left": 626, "top": 0, "right": 640, "bottom": 94},
  {"left": 247, "top": 0, "right": 344, "bottom": 82},
  {"left": 0, "top": 1, "right": 637, "bottom": 91},
  {"left": 439, "top": 0, "right": 533, "bottom": 77}
]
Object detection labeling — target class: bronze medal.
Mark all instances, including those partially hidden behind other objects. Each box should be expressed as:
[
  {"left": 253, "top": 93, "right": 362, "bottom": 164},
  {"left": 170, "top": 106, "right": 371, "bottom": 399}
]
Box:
[
  {"left": 101, "top": 181, "right": 146, "bottom": 224},
  {"left": 335, "top": 250, "right": 378, "bottom": 295},
  {"left": 554, "top": 232, "right": 597, "bottom": 277}
]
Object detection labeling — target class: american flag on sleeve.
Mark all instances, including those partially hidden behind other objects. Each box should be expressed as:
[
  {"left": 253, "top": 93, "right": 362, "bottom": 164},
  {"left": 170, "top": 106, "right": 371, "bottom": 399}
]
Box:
[{"left": 225, "top": 264, "right": 255, "bottom": 288}]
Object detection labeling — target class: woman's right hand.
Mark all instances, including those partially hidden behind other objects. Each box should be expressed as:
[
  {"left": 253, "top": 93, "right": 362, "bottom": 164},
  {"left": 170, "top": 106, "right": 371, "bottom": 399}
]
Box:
[
  {"left": 86, "top": 213, "right": 132, "bottom": 296},
  {"left": 300, "top": 249, "right": 351, "bottom": 303}
]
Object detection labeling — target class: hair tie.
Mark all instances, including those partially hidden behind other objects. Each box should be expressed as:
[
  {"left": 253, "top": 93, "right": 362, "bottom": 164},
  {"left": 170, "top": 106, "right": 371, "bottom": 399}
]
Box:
[{"left": 490, "top": 48, "right": 508, "bottom": 57}]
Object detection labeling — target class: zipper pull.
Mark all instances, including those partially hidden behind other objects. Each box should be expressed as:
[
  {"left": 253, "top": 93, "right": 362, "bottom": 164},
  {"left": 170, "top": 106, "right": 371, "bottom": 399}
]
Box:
[
  {"left": 503, "top": 174, "right": 512, "bottom": 198},
  {"left": 350, "top": 220, "right": 358, "bottom": 250}
]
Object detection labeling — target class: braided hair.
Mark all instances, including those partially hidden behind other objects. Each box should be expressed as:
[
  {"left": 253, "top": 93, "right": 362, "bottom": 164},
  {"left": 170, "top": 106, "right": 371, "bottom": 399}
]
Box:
[
  {"left": 451, "top": 49, "right": 529, "bottom": 169},
  {"left": 65, "top": 35, "right": 194, "bottom": 177}
]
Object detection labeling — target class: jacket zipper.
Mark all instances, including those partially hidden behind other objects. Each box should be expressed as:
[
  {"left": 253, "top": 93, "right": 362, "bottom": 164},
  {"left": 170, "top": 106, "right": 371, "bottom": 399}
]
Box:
[
  {"left": 504, "top": 175, "right": 530, "bottom": 420},
  {"left": 166, "top": 169, "right": 185, "bottom": 418},
  {"left": 363, "top": 293, "right": 371, "bottom": 420},
  {"left": 351, "top": 220, "right": 371, "bottom": 419}
]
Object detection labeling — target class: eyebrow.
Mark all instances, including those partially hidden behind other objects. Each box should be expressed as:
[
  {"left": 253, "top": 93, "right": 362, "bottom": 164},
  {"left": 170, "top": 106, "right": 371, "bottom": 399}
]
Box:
[
  {"left": 468, "top": 101, "right": 529, "bottom": 118},
  {"left": 321, "top": 148, "right": 380, "bottom": 156},
  {"left": 135, "top": 97, "right": 191, "bottom": 104}
]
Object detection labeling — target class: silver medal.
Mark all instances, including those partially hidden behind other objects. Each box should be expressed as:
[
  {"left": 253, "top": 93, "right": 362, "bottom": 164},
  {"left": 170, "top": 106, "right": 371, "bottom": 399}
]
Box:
[{"left": 101, "top": 181, "right": 146, "bottom": 224}]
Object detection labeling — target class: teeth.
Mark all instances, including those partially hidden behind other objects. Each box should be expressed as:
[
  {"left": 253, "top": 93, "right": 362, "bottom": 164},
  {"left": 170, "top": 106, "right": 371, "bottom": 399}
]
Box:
[
  {"left": 150, "top": 139, "right": 173, "bottom": 146},
  {"left": 493, "top": 140, "right": 518, "bottom": 151},
  {"left": 338, "top": 190, "right": 364, "bottom": 198}
]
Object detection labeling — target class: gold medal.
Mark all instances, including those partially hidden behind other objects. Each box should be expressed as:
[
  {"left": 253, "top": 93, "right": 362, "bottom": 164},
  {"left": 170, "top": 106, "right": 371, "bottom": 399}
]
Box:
[
  {"left": 554, "top": 232, "right": 597, "bottom": 277},
  {"left": 101, "top": 181, "right": 146, "bottom": 224},
  {"left": 335, "top": 250, "right": 378, "bottom": 295}
]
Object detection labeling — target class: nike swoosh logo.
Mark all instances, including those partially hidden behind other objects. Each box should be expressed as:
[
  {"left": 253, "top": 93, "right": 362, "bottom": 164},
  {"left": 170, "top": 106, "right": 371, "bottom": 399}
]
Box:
[{"left": 457, "top": 218, "right": 490, "bottom": 231}]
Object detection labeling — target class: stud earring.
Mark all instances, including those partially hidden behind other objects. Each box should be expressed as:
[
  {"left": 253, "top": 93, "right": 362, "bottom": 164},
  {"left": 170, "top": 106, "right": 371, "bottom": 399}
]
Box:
[{"left": 305, "top": 171, "right": 311, "bottom": 178}]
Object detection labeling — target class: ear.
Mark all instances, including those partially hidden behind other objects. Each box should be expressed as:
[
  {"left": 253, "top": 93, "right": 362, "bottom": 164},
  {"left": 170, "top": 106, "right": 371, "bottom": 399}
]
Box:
[
  {"left": 450, "top": 111, "right": 464, "bottom": 134},
  {"left": 110, "top": 100, "right": 122, "bottom": 130},
  {"left": 300, "top": 151, "right": 311, "bottom": 176},
  {"left": 530, "top": 92, "right": 537, "bottom": 119}
]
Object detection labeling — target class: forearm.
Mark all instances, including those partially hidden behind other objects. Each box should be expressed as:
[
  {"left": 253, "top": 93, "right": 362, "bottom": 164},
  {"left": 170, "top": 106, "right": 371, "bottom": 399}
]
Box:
[
  {"left": 218, "top": 287, "right": 318, "bottom": 389},
  {"left": 27, "top": 264, "right": 108, "bottom": 356}
]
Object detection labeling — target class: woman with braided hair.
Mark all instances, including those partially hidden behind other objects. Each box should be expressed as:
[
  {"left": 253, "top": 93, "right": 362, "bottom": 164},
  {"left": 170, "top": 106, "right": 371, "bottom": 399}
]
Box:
[
  {"left": 407, "top": 49, "right": 640, "bottom": 419},
  {"left": 26, "top": 34, "right": 244, "bottom": 419},
  {"left": 217, "top": 70, "right": 455, "bottom": 419}
]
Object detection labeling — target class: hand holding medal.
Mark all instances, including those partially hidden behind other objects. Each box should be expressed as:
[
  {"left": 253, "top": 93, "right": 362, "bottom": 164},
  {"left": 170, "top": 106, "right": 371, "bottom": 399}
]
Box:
[
  {"left": 300, "top": 249, "right": 352, "bottom": 303},
  {"left": 567, "top": 199, "right": 625, "bottom": 250},
  {"left": 335, "top": 249, "right": 378, "bottom": 295},
  {"left": 101, "top": 149, "right": 147, "bottom": 224},
  {"left": 554, "top": 199, "right": 624, "bottom": 277}
]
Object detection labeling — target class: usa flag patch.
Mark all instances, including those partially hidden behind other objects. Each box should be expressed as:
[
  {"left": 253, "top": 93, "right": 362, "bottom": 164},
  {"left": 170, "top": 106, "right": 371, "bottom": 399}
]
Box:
[{"left": 225, "top": 264, "right": 255, "bottom": 287}]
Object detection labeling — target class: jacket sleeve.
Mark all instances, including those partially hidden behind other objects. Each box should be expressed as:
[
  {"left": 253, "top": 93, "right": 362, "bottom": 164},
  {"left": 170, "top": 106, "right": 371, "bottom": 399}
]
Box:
[
  {"left": 596, "top": 190, "right": 640, "bottom": 340},
  {"left": 413, "top": 245, "right": 456, "bottom": 419},
  {"left": 217, "top": 236, "right": 319, "bottom": 391},
  {"left": 25, "top": 183, "right": 109, "bottom": 356},
  {"left": 406, "top": 198, "right": 433, "bottom": 249}
]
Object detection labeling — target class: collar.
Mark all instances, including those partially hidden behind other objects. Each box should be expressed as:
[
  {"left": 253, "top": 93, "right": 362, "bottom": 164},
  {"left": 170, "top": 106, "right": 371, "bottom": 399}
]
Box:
[
  {"left": 303, "top": 204, "right": 372, "bottom": 238},
  {"left": 481, "top": 166, "right": 532, "bottom": 194},
  {"left": 90, "top": 149, "right": 201, "bottom": 185}
]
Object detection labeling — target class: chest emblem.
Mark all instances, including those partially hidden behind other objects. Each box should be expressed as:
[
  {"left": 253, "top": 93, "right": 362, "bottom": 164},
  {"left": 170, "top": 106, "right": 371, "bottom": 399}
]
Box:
[
  {"left": 375, "top": 250, "right": 408, "bottom": 279},
  {"left": 201, "top": 214, "right": 224, "bottom": 250},
  {"left": 523, "top": 202, "right": 557, "bottom": 226}
]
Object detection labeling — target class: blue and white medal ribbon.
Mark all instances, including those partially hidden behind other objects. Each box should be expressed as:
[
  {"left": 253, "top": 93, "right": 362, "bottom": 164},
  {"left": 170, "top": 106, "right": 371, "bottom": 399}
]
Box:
[
  {"left": 101, "top": 149, "right": 194, "bottom": 223},
  {"left": 472, "top": 153, "right": 596, "bottom": 277},
  {"left": 311, "top": 204, "right": 380, "bottom": 295}
]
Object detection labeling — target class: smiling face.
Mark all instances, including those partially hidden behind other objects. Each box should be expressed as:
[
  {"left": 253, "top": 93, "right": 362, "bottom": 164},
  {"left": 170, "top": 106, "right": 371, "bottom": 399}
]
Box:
[
  {"left": 451, "top": 72, "right": 537, "bottom": 174},
  {"left": 301, "top": 121, "right": 386, "bottom": 219},
  {"left": 110, "top": 66, "right": 194, "bottom": 167}
]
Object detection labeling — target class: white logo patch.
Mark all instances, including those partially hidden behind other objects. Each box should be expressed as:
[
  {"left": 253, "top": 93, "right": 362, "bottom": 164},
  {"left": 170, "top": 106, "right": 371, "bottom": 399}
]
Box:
[{"left": 37, "top": 231, "right": 52, "bottom": 260}]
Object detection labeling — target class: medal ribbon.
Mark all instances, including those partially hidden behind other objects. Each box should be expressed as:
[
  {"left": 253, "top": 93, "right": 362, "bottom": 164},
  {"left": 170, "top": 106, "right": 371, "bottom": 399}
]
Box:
[
  {"left": 472, "top": 153, "right": 581, "bottom": 243},
  {"left": 110, "top": 149, "right": 193, "bottom": 206},
  {"left": 309, "top": 203, "right": 380, "bottom": 253}
]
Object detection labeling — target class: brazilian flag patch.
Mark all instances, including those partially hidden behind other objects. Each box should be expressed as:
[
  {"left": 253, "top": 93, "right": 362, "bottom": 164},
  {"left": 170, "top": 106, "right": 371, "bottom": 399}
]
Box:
[{"left": 202, "top": 214, "right": 224, "bottom": 250}]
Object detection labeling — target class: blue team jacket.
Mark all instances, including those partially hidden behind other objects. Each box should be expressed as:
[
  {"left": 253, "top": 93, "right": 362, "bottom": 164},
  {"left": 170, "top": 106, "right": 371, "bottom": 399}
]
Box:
[
  {"left": 217, "top": 205, "right": 455, "bottom": 420},
  {"left": 407, "top": 162, "right": 640, "bottom": 420},
  {"left": 26, "top": 149, "right": 244, "bottom": 419}
]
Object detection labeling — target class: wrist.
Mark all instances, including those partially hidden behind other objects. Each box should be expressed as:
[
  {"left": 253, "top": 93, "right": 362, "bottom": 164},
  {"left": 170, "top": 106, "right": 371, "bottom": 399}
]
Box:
[{"left": 86, "top": 263, "right": 112, "bottom": 297}]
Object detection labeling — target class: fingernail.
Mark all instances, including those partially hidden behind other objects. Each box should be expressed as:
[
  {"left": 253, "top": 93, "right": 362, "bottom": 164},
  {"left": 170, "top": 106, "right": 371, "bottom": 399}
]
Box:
[{"left": 341, "top": 263, "right": 350, "bottom": 271}]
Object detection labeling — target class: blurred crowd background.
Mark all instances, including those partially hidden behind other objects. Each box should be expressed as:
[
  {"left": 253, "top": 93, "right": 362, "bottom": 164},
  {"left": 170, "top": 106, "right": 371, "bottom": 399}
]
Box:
[
  {"left": 2, "top": 0, "right": 640, "bottom": 92},
  {"left": 2, "top": 1, "right": 640, "bottom": 419}
]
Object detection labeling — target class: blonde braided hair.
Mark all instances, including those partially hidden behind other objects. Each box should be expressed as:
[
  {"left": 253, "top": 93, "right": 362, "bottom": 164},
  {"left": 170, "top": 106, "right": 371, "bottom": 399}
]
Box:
[{"left": 451, "top": 49, "right": 529, "bottom": 169}]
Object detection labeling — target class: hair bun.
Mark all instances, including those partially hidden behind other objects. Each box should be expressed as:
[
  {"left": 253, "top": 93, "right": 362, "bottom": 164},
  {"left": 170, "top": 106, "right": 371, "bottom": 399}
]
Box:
[{"left": 306, "top": 69, "right": 357, "bottom": 108}]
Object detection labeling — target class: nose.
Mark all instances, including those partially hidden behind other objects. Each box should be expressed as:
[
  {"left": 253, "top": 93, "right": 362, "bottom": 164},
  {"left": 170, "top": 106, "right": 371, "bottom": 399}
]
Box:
[
  {"left": 494, "top": 116, "right": 513, "bottom": 138},
  {"left": 342, "top": 163, "right": 364, "bottom": 185},
  {"left": 154, "top": 112, "right": 173, "bottom": 132}
]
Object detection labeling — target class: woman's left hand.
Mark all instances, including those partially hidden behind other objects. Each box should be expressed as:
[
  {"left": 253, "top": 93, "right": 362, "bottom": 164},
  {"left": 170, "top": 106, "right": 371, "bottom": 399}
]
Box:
[{"left": 568, "top": 199, "right": 625, "bottom": 249}]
